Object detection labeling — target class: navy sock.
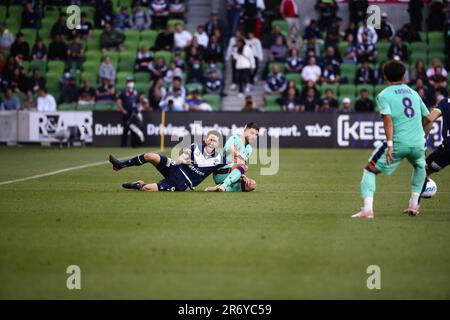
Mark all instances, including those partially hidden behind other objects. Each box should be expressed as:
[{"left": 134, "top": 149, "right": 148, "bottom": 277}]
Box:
[{"left": 123, "top": 154, "right": 147, "bottom": 167}]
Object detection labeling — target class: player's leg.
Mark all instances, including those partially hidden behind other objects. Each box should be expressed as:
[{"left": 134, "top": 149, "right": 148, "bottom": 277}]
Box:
[
  {"left": 404, "top": 147, "right": 427, "bottom": 216},
  {"left": 109, "top": 152, "right": 161, "bottom": 171},
  {"left": 205, "top": 164, "right": 248, "bottom": 192},
  {"left": 122, "top": 180, "right": 159, "bottom": 192}
]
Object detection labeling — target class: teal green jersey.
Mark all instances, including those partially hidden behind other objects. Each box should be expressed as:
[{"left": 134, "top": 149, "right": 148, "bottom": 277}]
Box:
[
  {"left": 223, "top": 135, "right": 252, "bottom": 164},
  {"left": 376, "top": 84, "right": 429, "bottom": 148}
]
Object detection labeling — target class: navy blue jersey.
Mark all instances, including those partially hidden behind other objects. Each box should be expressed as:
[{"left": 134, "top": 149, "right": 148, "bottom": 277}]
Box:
[
  {"left": 437, "top": 97, "right": 450, "bottom": 148},
  {"left": 177, "top": 143, "right": 224, "bottom": 188}
]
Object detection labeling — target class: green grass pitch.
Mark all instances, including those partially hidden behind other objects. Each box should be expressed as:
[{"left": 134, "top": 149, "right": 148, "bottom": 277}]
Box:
[{"left": 0, "top": 147, "right": 449, "bottom": 299}]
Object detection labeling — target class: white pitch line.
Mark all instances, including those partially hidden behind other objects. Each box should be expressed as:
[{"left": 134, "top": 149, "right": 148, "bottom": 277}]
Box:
[{"left": 0, "top": 160, "right": 109, "bottom": 186}]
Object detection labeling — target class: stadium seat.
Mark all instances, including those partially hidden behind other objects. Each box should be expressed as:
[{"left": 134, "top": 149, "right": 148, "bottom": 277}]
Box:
[
  {"left": 135, "top": 82, "right": 150, "bottom": 94},
  {"left": 409, "top": 42, "right": 426, "bottom": 54},
  {"left": 375, "top": 84, "right": 387, "bottom": 96},
  {"left": 140, "top": 30, "right": 158, "bottom": 47},
  {"left": 419, "top": 31, "right": 427, "bottom": 43},
  {"left": 202, "top": 94, "right": 221, "bottom": 111},
  {"left": 48, "top": 60, "right": 65, "bottom": 75},
  {"left": 118, "top": 60, "right": 133, "bottom": 73},
  {"left": 117, "top": 71, "right": 133, "bottom": 85},
  {"left": 154, "top": 50, "right": 173, "bottom": 64},
  {"left": 119, "top": 51, "right": 136, "bottom": 64},
  {"left": 340, "top": 64, "right": 356, "bottom": 83},
  {"left": 58, "top": 103, "right": 78, "bottom": 111},
  {"left": 77, "top": 104, "right": 95, "bottom": 111},
  {"left": 0, "top": 6, "right": 7, "bottom": 22},
  {"left": 81, "top": 70, "right": 98, "bottom": 84},
  {"left": 5, "top": 17, "right": 20, "bottom": 35},
  {"left": 8, "top": 6, "right": 23, "bottom": 19},
  {"left": 429, "top": 52, "right": 446, "bottom": 63},
  {"left": 81, "top": 6, "right": 95, "bottom": 22},
  {"left": 102, "top": 51, "right": 119, "bottom": 66},
  {"left": 271, "top": 19, "right": 289, "bottom": 35},
  {"left": 94, "top": 103, "right": 115, "bottom": 111},
  {"left": 339, "top": 41, "right": 348, "bottom": 57},
  {"left": 86, "top": 39, "right": 101, "bottom": 51},
  {"left": 85, "top": 50, "right": 102, "bottom": 63},
  {"left": 167, "top": 19, "right": 185, "bottom": 28},
  {"left": 83, "top": 61, "right": 101, "bottom": 73},
  {"left": 133, "top": 72, "right": 150, "bottom": 83},
  {"left": 186, "top": 83, "right": 203, "bottom": 93},
  {"left": 428, "top": 32, "right": 444, "bottom": 45},
  {"left": 124, "top": 30, "right": 140, "bottom": 43},
  {"left": 267, "top": 62, "right": 285, "bottom": 74},
  {"left": 375, "top": 42, "right": 390, "bottom": 61},
  {"left": 21, "top": 29, "right": 37, "bottom": 46},
  {"left": 29, "top": 60, "right": 47, "bottom": 75},
  {"left": 264, "top": 95, "right": 281, "bottom": 112},
  {"left": 339, "top": 84, "right": 356, "bottom": 98},
  {"left": 285, "top": 73, "right": 301, "bottom": 84},
  {"left": 356, "top": 85, "right": 374, "bottom": 99},
  {"left": 410, "top": 52, "right": 428, "bottom": 66}
]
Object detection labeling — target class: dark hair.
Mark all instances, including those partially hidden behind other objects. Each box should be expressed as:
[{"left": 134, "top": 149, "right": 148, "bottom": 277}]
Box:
[
  {"left": 383, "top": 60, "right": 406, "bottom": 82},
  {"left": 245, "top": 122, "right": 259, "bottom": 131},
  {"left": 206, "top": 130, "right": 221, "bottom": 139},
  {"left": 360, "top": 89, "right": 368, "bottom": 94}
]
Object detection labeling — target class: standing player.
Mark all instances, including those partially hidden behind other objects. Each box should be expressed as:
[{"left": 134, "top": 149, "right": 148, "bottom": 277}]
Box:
[
  {"left": 205, "top": 122, "right": 259, "bottom": 192},
  {"left": 422, "top": 96, "right": 450, "bottom": 186},
  {"left": 352, "top": 60, "right": 430, "bottom": 218},
  {"left": 109, "top": 130, "right": 224, "bottom": 191}
]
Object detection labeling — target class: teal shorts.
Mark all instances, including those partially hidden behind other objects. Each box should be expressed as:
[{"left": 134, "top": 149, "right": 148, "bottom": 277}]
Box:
[
  {"left": 368, "top": 142, "right": 426, "bottom": 176},
  {"left": 213, "top": 172, "right": 242, "bottom": 192}
]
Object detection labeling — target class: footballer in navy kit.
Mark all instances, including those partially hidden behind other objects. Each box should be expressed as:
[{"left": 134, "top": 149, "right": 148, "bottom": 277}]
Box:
[
  {"left": 424, "top": 97, "right": 450, "bottom": 175},
  {"left": 109, "top": 130, "right": 225, "bottom": 191}
]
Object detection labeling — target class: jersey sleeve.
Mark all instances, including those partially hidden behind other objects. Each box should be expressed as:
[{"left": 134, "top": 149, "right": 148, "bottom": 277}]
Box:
[
  {"left": 376, "top": 93, "right": 391, "bottom": 116},
  {"left": 436, "top": 97, "right": 448, "bottom": 114}
]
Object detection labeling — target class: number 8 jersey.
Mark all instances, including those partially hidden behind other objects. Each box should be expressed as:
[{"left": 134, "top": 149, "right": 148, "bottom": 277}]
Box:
[{"left": 376, "top": 84, "right": 430, "bottom": 148}]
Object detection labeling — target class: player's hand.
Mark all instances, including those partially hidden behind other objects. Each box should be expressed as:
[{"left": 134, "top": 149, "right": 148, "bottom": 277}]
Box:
[
  {"left": 386, "top": 147, "right": 394, "bottom": 165},
  {"left": 177, "top": 155, "right": 192, "bottom": 165},
  {"left": 121, "top": 109, "right": 128, "bottom": 115}
]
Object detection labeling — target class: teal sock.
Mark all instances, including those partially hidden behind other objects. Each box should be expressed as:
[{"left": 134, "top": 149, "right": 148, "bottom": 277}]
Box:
[
  {"left": 222, "top": 169, "right": 243, "bottom": 188},
  {"left": 411, "top": 166, "right": 426, "bottom": 193},
  {"left": 361, "top": 170, "right": 376, "bottom": 199}
]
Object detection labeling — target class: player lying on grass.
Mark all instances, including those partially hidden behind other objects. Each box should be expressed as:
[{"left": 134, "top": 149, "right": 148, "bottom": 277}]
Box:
[
  {"left": 205, "top": 122, "right": 259, "bottom": 192},
  {"left": 352, "top": 60, "right": 430, "bottom": 219},
  {"left": 109, "top": 130, "right": 225, "bottom": 191},
  {"left": 421, "top": 96, "right": 449, "bottom": 195}
]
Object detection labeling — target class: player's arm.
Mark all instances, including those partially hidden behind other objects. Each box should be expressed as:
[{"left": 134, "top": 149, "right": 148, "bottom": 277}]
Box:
[
  {"left": 423, "top": 108, "right": 442, "bottom": 136},
  {"left": 383, "top": 114, "right": 394, "bottom": 164},
  {"left": 177, "top": 145, "right": 193, "bottom": 165},
  {"left": 116, "top": 97, "right": 127, "bottom": 115}
]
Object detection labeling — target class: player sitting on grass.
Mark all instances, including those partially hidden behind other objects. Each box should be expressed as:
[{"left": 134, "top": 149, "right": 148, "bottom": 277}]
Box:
[
  {"left": 421, "top": 96, "right": 449, "bottom": 192},
  {"left": 352, "top": 60, "right": 430, "bottom": 218},
  {"left": 109, "top": 130, "right": 225, "bottom": 191},
  {"left": 205, "top": 122, "right": 259, "bottom": 192}
]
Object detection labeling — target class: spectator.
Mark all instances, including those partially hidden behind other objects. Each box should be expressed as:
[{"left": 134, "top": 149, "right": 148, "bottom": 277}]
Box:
[
  {"left": 282, "top": 87, "right": 301, "bottom": 112},
  {"left": 319, "top": 99, "right": 335, "bottom": 113},
  {"left": 304, "top": 19, "right": 322, "bottom": 41},
  {"left": 48, "top": 34, "right": 68, "bottom": 60},
  {"left": 204, "top": 69, "right": 224, "bottom": 95},
  {"left": 67, "top": 36, "right": 85, "bottom": 72},
  {"left": 269, "top": 24, "right": 287, "bottom": 46},
  {"left": 408, "top": 0, "right": 424, "bottom": 31},
  {"left": 325, "top": 17, "right": 343, "bottom": 50},
  {"left": 148, "top": 79, "right": 166, "bottom": 110},
  {"left": 300, "top": 87, "right": 321, "bottom": 112},
  {"left": 243, "top": 0, "right": 258, "bottom": 35},
  {"left": 10, "top": 32, "right": 30, "bottom": 61},
  {"left": 59, "top": 73, "right": 79, "bottom": 104},
  {"left": 164, "top": 61, "right": 183, "bottom": 84},
  {"left": 321, "top": 62, "right": 340, "bottom": 84},
  {"left": 388, "top": 35, "right": 408, "bottom": 63},
  {"left": 397, "top": 23, "right": 422, "bottom": 43},
  {"left": 225, "top": 30, "right": 244, "bottom": 91},
  {"left": 10, "top": 67, "right": 28, "bottom": 94},
  {"left": 344, "top": 21, "right": 358, "bottom": 41},
  {"left": 303, "top": 37, "right": 322, "bottom": 59},
  {"left": 185, "top": 89, "right": 212, "bottom": 111},
  {"left": 315, "top": 0, "right": 339, "bottom": 31},
  {"left": 159, "top": 88, "right": 186, "bottom": 111},
  {"left": 283, "top": 80, "right": 300, "bottom": 98},
  {"left": 28, "top": 68, "right": 46, "bottom": 94},
  {"left": 270, "top": 35, "right": 288, "bottom": 62},
  {"left": 0, "top": 23, "right": 14, "bottom": 51},
  {"left": 187, "top": 57, "right": 204, "bottom": 84},
  {"left": 349, "top": 0, "right": 368, "bottom": 25},
  {"left": 194, "top": 25, "right": 209, "bottom": 49},
  {"left": 356, "top": 32, "right": 377, "bottom": 63},
  {"left": 204, "top": 12, "right": 226, "bottom": 38},
  {"left": 78, "top": 80, "right": 96, "bottom": 106},
  {"left": 21, "top": 3, "right": 39, "bottom": 29},
  {"left": 428, "top": 65, "right": 448, "bottom": 96},
  {"left": 323, "top": 45, "right": 341, "bottom": 71},
  {"left": 226, "top": 0, "right": 243, "bottom": 40},
  {"left": 20, "top": 91, "right": 37, "bottom": 111},
  {"left": 285, "top": 47, "right": 303, "bottom": 73},
  {"left": 170, "top": 0, "right": 187, "bottom": 20},
  {"left": 186, "top": 37, "right": 204, "bottom": 61},
  {"left": 354, "top": 89, "right": 375, "bottom": 112},
  {"left": 134, "top": 45, "right": 154, "bottom": 72},
  {"left": 417, "top": 86, "right": 434, "bottom": 108},
  {"left": 265, "top": 64, "right": 287, "bottom": 95},
  {"left": 131, "top": 3, "right": 152, "bottom": 31},
  {"left": 167, "top": 76, "right": 186, "bottom": 99},
  {"left": 95, "top": 0, "right": 114, "bottom": 28},
  {"left": 37, "top": 87, "right": 57, "bottom": 112},
  {"left": 427, "top": 59, "right": 448, "bottom": 89},
  {"left": 300, "top": 80, "right": 321, "bottom": 100},
  {"left": 377, "top": 12, "right": 395, "bottom": 42},
  {"left": 340, "top": 96, "right": 353, "bottom": 113},
  {"left": 246, "top": 31, "right": 263, "bottom": 83},
  {"left": 99, "top": 55, "right": 116, "bottom": 83},
  {"left": 100, "top": 22, "right": 125, "bottom": 51},
  {"left": 51, "top": 13, "right": 71, "bottom": 40},
  {"left": 78, "top": 13, "right": 93, "bottom": 40},
  {"left": 148, "top": 56, "right": 168, "bottom": 81},
  {"left": 31, "top": 38, "right": 48, "bottom": 61},
  {"left": 1, "top": 88, "right": 20, "bottom": 110},
  {"left": 356, "top": 61, "right": 376, "bottom": 84},
  {"left": 427, "top": 0, "right": 447, "bottom": 32},
  {"left": 137, "top": 92, "right": 151, "bottom": 110},
  {"left": 242, "top": 95, "right": 259, "bottom": 112},
  {"left": 116, "top": 77, "right": 141, "bottom": 147},
  {"left": 323, "top": 89, "right": 339, "bottom": 110},
  {"left": 301, "top": 56, "right": 322, "bottom": 84},
  {"left": 410, "top": 59, "right": 428, "bottom": 85},
  {"left": 114, "top": 6, "right": 133, "bottom": 30},
  {"left": 154, "top": 24, "right": 174, "bottom": 51},
  {"left": 173, "top": 51, "right": 185, "bottom": 70},
  {"left": 174, "top": 23, "right": 192, "bottom": 50},
  {"left": 204, "top": 34, "right": 224, "bottom": 64},
  {"left": 96, "top": 78, "right": 116, "bottom": 104},
  {"left": 280, "top": 0, "right": 300, "bottom": 46},
  {"left": 233, "top": 38, "right": 255, "bottom": 97},
  {"left": 150, "top": 0, "right": 170, "bottom": 30},
  {"left": 343, "top": 33, "right": 358, "bottom": 64},
  {"left": 357, "top": 22, "right": 378, "bottom": 45}
]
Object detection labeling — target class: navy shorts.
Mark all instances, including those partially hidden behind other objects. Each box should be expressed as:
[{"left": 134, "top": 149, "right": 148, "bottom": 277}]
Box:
[
  {"left": 426, "top": 144, "right": 450, "bottom": 172},
  {"left": 154, "top": 155, "right": 189, "bottom": 191}
]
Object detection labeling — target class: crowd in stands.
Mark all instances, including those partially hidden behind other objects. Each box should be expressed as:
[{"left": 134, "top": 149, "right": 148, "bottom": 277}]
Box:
[{"left": 0, "top": 0, "right": 449, "bottom": 113}]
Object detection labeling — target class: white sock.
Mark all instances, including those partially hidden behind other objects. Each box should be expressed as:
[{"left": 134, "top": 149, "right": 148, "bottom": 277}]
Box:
[
  {"left": 363, "top": 197, "right": 373, "bottom": 211},
  {"left": 409, "top": 192, "right": 420, "bottom": 208}
]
